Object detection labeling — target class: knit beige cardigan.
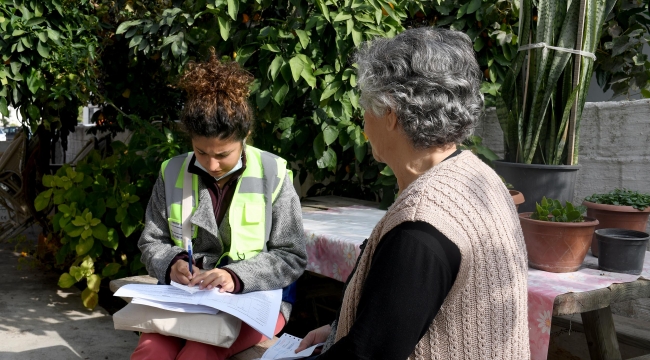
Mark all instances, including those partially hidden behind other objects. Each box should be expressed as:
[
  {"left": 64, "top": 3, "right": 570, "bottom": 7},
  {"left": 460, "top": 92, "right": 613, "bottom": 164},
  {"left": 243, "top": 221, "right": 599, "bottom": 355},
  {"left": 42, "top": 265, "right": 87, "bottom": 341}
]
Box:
[{"left": 334, "top": 151, "right": 530, "bottom": 359}]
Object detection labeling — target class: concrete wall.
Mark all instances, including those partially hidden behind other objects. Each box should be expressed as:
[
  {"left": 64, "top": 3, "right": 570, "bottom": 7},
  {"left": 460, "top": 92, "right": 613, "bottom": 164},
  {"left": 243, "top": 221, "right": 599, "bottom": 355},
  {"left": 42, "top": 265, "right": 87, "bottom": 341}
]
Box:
[{"left": 475, "top": 99, "right": 650, "bottom": 234}]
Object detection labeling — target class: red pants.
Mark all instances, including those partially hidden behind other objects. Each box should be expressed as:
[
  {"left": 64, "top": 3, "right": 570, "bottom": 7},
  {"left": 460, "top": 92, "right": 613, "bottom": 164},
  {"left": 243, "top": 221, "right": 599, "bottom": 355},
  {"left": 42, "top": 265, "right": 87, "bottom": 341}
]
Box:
[{"left": 130, "top": 313, "right": 286, "bottom": 360}]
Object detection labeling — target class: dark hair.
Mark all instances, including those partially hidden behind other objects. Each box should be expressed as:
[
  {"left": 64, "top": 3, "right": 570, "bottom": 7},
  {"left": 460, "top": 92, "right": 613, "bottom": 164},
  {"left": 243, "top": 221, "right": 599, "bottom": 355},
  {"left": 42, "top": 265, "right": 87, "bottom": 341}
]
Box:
[{"left": 177, "top": 49, "right": 254, "bottom": 140}]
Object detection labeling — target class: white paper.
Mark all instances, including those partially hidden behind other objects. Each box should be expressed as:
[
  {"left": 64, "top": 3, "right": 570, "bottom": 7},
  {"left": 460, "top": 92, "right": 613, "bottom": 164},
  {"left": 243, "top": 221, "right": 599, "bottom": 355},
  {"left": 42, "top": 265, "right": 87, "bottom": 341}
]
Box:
[
  {"left": 171, "top": 280, "right": 204, "bottom": 294},
  {"left": 199, "top": 289, "right": 283, "bottom": 339},
  {"left": 114, "top": 284, "right": 199, "bottom": 304},
  {"left": 131, "top": 298, "right": 219, "bottom": 314},
  {"left": 114, "top": 284, "right": 282, "bottom": 339},
  {"left": 261, "top": 333, "right": 323, "bottom": 359}
]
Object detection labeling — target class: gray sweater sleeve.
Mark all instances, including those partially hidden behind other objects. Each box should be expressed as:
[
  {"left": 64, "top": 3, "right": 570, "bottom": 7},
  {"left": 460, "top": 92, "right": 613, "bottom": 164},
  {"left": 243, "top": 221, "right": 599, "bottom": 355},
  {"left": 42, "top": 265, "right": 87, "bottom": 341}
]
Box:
[
  {"left": 223, "top": 173, "right": 308, "bottom": 292},
  {"left": 138, "top": 173, "right": 184, "bottom": 284}
]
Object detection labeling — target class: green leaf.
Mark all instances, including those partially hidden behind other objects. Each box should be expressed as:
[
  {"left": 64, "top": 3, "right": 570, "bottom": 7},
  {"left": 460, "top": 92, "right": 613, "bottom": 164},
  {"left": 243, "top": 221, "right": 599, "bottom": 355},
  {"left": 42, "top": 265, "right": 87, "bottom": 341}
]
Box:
[
  {"left": 81, "top": 228, "right": 93, "bottom": 240},
  {"left": 269, "top": 55, "right": 283, "bottom": 81},
  {"left": 81, "top": 287, "right": 98, "bottom": 309},
  {"left": 323, "top": 125, "right": 339, "bottom": 145},
  {"left": 380, "top": 165, "right": 394, "bottom": 176},
  {"left": 354, "top": 142, "right": 367, "bottom": 162},
  {"left": 121, "top": 219, "right": 138, "bottom": 238},
  {"left": 294, "top": 30, "right": 310, "bottom": 48},
  {"left": 316, "top": 148, "right": 337, "bottom": 170},
  {"left": 334, "top": 12, "right": 352, "bottom": 22},
  {"left": 320, "top": 81, "right": 342, "bottom": 101},
  {"left": 71, "top": 216, "right": 86, "bottom": 227},
  {"left": 315, "top": 0, "right": 331, "bottom": 22},
  {"left": 58, "top": 273, "right": 76, "bottom": 288},
  {"left": 129, "top": 35, "right": 143, "bottom": 48},
  {"left": 260, "top": 44, "right": 280, "bottom": 52},
  {"left": 301, "top": 67, "right": 317, "bottom": 88},
  {"left": 217, "top": 16, "right": 231, "bottom": 41},
  {"left": 351, "top": 27, "right": 363, "bottom": 47},
  {"left": 92, "top": 223, "right": 108, "bottom": 241},
  {"left": 34, "top": 189, "right": 52, "bottom": 211},
  {"left": 313, "top": 132, "right": 326, "bottom": 157},
  {"left": 289, "top": 56, "right": 305, "bottom": 82},
  {"left": 227, "top": 0, "right": 239, "bottom": 21},
  {"left": 46, "top": 28, "right": 60, "bottom": 41},
  {"left": 272, "top": 77, "right": 289, "bottom": 104},
  {"left": 467, "top": 0, "right": 482, "bottom": 14},
  {"left": 0, "top": 98, "right": 9, "bottom": 117},
  {"left": 76, "top": 237, "right": 94, "bottom": 256},
  {"left": 102, "top": 263, "right": 121, "bottom": 277},
  {"left": 25, "top": 17, "right": 46, "bottom": 27},
  {"left": 26, "top": 104, "right": 40, "bottom": 120},
  {"left": 87, "top": 274, "right": 101, "bottom": 293},
  {"left": 36, "top": 41, "right": 50, "bottom": 57}
]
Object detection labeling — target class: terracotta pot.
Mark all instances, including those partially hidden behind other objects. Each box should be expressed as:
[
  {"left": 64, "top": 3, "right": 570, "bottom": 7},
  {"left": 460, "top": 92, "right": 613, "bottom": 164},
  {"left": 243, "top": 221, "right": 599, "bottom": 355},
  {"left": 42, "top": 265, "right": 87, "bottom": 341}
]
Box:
[
  {"left": 583, "top": 201, "right": 650, "bottom": 257},
  {"left": 510, "top": 190, "right": 525, "bottom": 211},
  {"left": 519, "top": 212, "right": 599, "bottom": 273}
]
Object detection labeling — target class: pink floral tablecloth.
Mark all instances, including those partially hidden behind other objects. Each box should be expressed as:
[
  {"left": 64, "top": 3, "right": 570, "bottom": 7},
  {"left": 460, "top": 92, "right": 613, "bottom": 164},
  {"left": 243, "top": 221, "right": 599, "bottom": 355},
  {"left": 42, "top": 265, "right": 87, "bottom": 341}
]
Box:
[{"left": 301, "top": 205, "right": 650, "bottom": 359}]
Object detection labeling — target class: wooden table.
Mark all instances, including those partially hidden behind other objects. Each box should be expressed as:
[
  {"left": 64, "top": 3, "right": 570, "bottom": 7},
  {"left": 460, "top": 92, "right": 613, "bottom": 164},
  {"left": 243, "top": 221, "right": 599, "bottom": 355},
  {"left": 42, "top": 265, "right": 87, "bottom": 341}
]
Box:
[{"left": 552, "top": 279, "right": 650, "bottom": 360}]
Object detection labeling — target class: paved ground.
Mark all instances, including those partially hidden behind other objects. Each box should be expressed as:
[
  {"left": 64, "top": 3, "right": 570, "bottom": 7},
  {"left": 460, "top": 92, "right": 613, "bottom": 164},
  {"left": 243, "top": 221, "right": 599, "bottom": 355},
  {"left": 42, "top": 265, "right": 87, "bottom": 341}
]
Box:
[{"left": 0, "top": 227, "right": 138, "bottom": 360}]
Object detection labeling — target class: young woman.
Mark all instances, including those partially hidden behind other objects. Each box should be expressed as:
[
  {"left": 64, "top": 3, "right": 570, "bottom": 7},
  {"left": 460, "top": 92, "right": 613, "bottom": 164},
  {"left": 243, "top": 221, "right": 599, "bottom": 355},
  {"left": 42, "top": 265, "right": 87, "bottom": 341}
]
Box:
[{"left": 132, "top": 51, "right": 307, "bottom": 360}]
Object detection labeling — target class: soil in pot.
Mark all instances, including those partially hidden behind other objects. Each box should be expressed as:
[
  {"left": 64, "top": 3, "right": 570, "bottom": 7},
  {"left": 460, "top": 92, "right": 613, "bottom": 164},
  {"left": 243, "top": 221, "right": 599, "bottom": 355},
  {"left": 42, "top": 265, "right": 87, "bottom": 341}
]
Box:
[
  {"left": 596, "top": 228, "right": 649, "bottom": 275},
  {"left": 583, "top": 201, "right": 650, "bottom": 257},
  {"left": 510, "top": 190, "right": 525, "bottom": 211},
  {"left": 519, "top": 213, "right": 599, "bottom": 273}
]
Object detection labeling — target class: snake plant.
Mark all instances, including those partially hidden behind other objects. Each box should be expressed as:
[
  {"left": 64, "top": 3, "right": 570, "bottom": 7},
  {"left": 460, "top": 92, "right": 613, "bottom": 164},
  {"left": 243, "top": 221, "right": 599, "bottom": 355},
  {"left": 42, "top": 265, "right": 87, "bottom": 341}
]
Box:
[{"left": 497, "top": 0, "right": 616, "bottom": 165}]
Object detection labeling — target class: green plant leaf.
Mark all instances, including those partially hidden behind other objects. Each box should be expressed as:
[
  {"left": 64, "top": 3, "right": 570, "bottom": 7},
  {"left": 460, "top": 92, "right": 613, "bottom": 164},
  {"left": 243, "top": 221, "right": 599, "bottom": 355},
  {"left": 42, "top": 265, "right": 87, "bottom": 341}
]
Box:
[
  {"left": 121, "top": 218, "right": 138, "bottom": 238},
  {"left": 26, "top": 104, "right": 40, "bottom": 121},
  {"left": 289, "top": 56, "right": 305, "bottom": 82},
  {"left": 320, "top": 81, "right": 342, "bottom": 101},
  {"left": 227, "top": 0, "right": 239, "bottom": 21},
  {"left": 0, "top": 98, "right": 8, "bottom": 117},
  {"left": 87, "top": 274, "right": 101, "bottom": 292},
  {"left": 102, "top": 263, "right": 121, "bottom": 277},
  {"left": 467, "top": 0, "right": 482, "bottom": 14},
  {"left": 81, "top": 287, "right": 98, "bottom": 309},
  {"left": 323, "top": 125, "right": 339, "bottom": 145},
  {"left": 34, "top": 189, "right": 52, "bottom": 211},
  {"left": 76, "top": 237, "right": 94, "bottom": 255},
  {"left": 217, "top": 16, "right": 231, "bottom": 41},
  {"left": 36, "top": 41, "right": 50, "bottom": 58},
  {"left": 92, "top": 223, "right": 108, "bottom": 241},
  {"left": 316, "top": 147, "right": 337, "bottom": 170},
  {"left": 57, "top": 273, "right": 76, "bottom": 288},
  {"left": 294, "top": 29, "right": 310, "bottom": 48},
  {"left": 260, "top": 44, "right": 280, "bottom": 52}
]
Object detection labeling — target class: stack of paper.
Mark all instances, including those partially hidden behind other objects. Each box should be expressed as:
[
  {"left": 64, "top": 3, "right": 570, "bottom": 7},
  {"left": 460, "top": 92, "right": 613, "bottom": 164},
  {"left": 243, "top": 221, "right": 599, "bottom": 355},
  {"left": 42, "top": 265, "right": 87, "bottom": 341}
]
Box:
[{"left": 114, "top": 283, "right": 282, "bottom": 339}]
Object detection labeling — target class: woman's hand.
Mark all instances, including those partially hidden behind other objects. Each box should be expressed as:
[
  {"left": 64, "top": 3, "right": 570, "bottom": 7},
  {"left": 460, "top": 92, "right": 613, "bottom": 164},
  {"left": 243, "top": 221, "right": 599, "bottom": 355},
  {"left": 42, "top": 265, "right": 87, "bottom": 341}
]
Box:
[
  {"left": 295, "top": 324, "right": 331, "bottom": 353},
  {"left": 170, "top": 260, "right": 194, "bottom": 285},
  {"left": 188, "top": 268, "right": 234, "bottom": 292}
]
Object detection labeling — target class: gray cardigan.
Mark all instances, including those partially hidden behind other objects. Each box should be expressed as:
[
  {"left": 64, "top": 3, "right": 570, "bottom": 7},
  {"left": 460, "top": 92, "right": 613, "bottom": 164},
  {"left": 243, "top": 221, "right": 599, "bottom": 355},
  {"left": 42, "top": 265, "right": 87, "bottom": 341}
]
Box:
[{"left": 138, "top": 170, "right": 308, "bottom": 320}]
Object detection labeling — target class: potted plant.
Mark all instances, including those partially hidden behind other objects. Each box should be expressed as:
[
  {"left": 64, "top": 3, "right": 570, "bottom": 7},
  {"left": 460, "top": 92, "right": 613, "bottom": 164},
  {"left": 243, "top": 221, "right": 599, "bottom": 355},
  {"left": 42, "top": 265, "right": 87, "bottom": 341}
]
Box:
[
  {"left": 583, "top": 189, "right": 650, "bottom": 257},
  {"left": 519, "top": 197, "right": 599, "bottom": 272},
  {"left": 494, "top": 0, "right": 616, "bottom": 212}
]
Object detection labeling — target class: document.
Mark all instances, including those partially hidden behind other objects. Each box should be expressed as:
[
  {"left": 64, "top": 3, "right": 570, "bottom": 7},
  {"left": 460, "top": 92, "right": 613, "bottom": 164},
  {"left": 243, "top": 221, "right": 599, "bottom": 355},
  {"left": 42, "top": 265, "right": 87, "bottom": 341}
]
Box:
[
  {"left": 114, "top": 284, "right": 282, "bottom": 338},
  {"left": 171, "top": 280, "right": 204, "bottom": 294},
  {"left": 131, "top": 298, "right": 218, "bottom": 314},
  {"left": 261, "top": 333, "right": 324, "bottom": 359}
]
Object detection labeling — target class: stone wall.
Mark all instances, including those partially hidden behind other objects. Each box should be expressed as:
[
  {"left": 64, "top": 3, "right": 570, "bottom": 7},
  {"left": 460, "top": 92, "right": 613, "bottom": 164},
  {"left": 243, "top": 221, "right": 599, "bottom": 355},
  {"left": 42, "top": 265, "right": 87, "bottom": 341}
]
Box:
[{"left": 475, "top": 99, "right": 650, "bottom": 234}]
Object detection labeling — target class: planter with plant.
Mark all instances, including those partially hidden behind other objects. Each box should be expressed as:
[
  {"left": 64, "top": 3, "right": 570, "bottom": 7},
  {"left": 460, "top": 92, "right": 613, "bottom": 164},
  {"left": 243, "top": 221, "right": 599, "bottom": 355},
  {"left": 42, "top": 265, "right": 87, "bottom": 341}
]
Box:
[
  {"left": 583, "top": 189, "right": 650, "bottom": 257},
  {"left": 519, "top": 197, "right": 599, "bottom": 273},
  {"left": 495, "top": 0, "right": 616, "bottom": 212}
]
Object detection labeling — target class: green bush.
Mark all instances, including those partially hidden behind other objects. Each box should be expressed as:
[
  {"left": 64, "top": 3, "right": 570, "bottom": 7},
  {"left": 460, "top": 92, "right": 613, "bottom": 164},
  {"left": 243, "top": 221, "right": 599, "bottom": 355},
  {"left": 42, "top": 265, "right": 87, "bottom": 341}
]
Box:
[
  {"left": 34, "top": 119, "right": 188, "bottom": 308},
  {"left": 531, "top": 197, "right": 587, "bottom": 223}
]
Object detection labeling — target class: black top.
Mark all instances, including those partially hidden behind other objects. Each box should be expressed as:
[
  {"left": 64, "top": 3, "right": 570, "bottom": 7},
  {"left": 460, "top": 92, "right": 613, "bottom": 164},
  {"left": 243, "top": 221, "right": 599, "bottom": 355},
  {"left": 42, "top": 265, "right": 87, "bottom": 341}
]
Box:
[
  {"left": 317, "top": 149, "right": 462, "bottom": 360},
  {"left": 317, "top": 222, "right": 461, "bottom": 359}
]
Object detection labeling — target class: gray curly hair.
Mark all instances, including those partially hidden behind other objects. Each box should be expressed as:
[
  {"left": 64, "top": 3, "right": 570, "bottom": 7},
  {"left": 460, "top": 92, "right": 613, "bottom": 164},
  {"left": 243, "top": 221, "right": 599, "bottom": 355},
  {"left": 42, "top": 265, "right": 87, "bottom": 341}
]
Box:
[{"left": 354, "top": 27, "right": 484, "bottom": 149}]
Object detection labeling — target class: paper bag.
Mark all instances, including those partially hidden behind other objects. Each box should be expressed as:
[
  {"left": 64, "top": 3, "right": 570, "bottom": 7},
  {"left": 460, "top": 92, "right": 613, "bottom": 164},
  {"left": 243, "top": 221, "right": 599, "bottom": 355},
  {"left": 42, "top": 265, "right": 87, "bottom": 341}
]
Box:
[{"left": 113, "top": 303, "right": 241, "bottom": 348}]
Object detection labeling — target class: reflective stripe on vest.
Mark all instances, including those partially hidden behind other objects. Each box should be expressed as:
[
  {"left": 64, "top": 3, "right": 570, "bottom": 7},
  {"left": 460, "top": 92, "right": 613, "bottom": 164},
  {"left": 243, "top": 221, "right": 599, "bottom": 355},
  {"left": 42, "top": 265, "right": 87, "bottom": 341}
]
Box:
[{"left": 160, "top": 145, "right": 288, "bottom": 264}]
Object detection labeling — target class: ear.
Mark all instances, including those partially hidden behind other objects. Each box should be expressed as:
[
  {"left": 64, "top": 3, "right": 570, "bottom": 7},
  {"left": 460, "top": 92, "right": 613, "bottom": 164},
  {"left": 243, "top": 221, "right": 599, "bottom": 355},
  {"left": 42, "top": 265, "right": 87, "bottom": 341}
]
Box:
[{"left": 385, "top": 109, "right": 398, "bottom": 131}]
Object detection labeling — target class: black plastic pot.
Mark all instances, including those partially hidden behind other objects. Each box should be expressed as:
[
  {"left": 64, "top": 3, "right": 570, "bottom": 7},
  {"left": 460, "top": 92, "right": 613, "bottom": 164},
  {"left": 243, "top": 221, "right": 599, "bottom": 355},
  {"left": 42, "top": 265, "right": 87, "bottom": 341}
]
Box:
[
  {"left": 493, "top": 161, "right": 580, "bottom": 213},
  {"left": 596, "top": 228, "right": 649, "bottom": 275}
]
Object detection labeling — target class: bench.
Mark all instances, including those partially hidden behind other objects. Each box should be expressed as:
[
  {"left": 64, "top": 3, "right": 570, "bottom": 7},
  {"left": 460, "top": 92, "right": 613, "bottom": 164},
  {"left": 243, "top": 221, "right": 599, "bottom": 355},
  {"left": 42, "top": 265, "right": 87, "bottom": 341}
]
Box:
[{"left": 109, "top": 275, "right": 279, "bottom": 359}]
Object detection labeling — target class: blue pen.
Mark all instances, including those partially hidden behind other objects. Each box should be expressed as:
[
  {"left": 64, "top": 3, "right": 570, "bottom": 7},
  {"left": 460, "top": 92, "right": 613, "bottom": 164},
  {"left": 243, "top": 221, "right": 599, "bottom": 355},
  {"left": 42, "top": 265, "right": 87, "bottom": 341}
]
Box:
[{"left": 187, "top": 241, "right": 194, "bottom": 275}]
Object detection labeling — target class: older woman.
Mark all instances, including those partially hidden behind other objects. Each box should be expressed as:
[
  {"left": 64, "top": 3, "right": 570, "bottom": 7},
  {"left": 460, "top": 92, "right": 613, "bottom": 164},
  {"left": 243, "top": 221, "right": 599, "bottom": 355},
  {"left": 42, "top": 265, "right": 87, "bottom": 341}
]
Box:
[{"left": 296, "top": 28, "right": 529, "bottom": 359}]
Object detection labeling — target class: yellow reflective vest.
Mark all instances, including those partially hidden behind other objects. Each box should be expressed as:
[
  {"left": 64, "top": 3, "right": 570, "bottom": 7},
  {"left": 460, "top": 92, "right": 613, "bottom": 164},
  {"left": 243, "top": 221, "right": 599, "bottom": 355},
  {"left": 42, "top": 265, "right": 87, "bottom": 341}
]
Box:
[{"left": 160, "top": 145, "right": 288, "bottom": 264}]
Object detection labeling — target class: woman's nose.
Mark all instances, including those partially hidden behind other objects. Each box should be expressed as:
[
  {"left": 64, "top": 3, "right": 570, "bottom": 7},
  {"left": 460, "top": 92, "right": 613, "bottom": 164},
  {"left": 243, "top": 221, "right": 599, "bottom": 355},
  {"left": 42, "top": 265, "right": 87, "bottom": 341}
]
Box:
[{"left": 208, "top": 158, "right": 221, "bottom": 172}]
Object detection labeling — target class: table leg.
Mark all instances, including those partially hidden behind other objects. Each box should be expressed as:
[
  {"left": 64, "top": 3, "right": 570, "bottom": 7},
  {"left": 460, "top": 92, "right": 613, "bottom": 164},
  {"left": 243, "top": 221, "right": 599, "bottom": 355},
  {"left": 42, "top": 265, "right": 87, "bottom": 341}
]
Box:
[{"left": 580, "top": 306, "right": 622, "bottom": 360}]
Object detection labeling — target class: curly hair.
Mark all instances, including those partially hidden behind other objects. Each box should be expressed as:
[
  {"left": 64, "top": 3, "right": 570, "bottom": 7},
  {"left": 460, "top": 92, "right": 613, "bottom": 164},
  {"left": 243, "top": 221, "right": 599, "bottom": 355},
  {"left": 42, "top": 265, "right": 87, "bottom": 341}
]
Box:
[
  {"left": 177, "top": 49, "right": 254, "bottom": 140},
  {"left": 354, "top": 27, "right": 484, "bottom": 149}
]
